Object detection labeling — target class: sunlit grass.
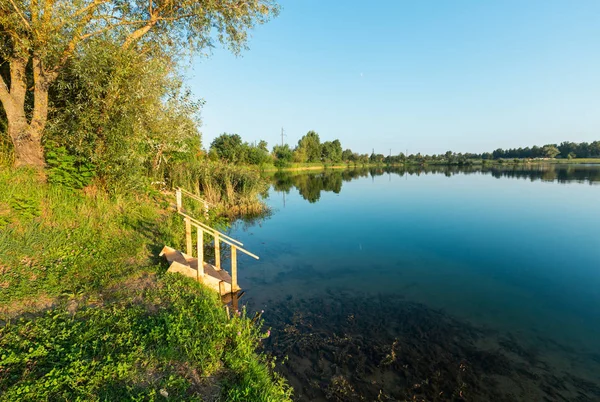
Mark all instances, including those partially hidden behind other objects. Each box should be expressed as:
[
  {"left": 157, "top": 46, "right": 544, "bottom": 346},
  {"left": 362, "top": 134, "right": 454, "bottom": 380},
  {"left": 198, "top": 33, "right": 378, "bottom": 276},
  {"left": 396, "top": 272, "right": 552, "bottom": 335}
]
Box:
[{"left": 0, "top": 167, "right": 291, "bottom": 401}]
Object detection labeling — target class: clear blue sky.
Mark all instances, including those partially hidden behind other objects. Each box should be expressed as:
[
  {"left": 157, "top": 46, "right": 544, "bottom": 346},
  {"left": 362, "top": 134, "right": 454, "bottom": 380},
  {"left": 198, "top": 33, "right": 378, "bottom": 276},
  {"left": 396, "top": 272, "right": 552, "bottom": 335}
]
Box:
[{"left": 188, "top": 0, "right": 600, "bottom": 155}]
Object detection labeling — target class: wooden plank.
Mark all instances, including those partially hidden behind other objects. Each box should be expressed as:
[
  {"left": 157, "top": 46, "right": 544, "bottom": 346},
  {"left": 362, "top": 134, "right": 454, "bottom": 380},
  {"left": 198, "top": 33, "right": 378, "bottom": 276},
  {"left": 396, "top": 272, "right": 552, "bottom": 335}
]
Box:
[
  {"left": 176, "top": 188, "right": 182, "bottom": 212},
  {"left": 160, "top": 246, "right": 189, "bottom": 266},
  {"left": 231, "top": 246, "right": 238, "bottom": 291},
  {"left": 179, "top": 187, "right": 215, "bottom": 207},
  {"left": 184, "top": 215, "right": 243, "bottom": 246},
  {"left": 197, "top": 228, "right": 204, "bottom": 279},
  {"left": 214, "top": 233, "right": 221, "bottom": 270},
  {"left": 185, "top": 216, "right": 192, "bottom": 256}
]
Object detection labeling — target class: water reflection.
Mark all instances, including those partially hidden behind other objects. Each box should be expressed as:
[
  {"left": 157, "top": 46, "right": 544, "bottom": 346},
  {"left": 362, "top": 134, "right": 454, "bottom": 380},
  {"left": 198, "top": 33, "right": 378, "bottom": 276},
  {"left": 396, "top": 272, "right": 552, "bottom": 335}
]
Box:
[{"left": 271, "top": 164, "right": 600, "bottom": 203}]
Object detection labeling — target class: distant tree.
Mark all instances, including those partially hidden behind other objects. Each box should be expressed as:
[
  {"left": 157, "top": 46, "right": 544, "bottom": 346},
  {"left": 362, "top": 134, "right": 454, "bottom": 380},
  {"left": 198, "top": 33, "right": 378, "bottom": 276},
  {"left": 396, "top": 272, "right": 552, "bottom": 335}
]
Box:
[
  {"left": 210, "top": 133, "right": 243, "bottom": 162},
  {"left": 258, "top": 140, "right": 269, "bottom": 152},
  {"left": 341, "top": 149, "right": 353, "bottom": 162},
  {"left": 296, "top": 131, "right": 321, "bottom": 162},
  {"left": 244, "top": 144, "right": 271, "bottom": 165},
  {"left": 590, "top": 141, "right": 600, "bottom": 157},
  {"left": 321, "top": 139, "right": 342, "bottom": 163},
  {"left": 272, "top": 144, "right": 293, "bottom": 168},
  {"left": 542, "top": 145, "right": 560, "bottom": 158},
  {"left": 576, "top": 142, "right": 591, "bottom": 158},
  {"left": 558, "top": 141, "right": 577, "bottom": 158}
]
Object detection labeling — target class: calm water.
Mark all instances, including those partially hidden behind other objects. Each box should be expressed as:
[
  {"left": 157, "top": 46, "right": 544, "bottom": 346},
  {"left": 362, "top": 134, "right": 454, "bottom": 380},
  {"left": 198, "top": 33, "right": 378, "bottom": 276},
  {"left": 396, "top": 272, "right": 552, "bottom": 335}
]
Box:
[{"left": 229, "top": 164, "right": 600, "bottom": 401}]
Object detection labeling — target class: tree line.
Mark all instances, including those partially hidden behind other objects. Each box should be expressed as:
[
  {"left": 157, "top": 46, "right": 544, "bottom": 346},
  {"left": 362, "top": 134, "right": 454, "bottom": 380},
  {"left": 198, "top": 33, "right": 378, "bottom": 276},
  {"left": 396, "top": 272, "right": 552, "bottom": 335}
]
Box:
[
  {"left": 209, "top": 131, "right": 600, "bottom": 167},
  {"left": 272, "top": 164, "right": 600, "bottom": 204}
]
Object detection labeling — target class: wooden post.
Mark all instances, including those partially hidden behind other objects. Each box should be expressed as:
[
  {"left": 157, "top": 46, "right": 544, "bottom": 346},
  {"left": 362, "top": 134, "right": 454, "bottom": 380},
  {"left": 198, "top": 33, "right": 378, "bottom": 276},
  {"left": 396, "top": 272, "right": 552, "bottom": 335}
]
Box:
[
  {"left": 214, "top": 233, "right": 221, "bottom": 270},
  {"left": 231, "top": 245, "right": 238, "bottom": 292},
  {"left": 176, "top": 188, "right": 182, "bottom": 212},
  {"left": 185, "top": 216, "right": 192, "bottom": 256},
  {"left": 197, "top": 228, "right": 204, "bottom": 279}
]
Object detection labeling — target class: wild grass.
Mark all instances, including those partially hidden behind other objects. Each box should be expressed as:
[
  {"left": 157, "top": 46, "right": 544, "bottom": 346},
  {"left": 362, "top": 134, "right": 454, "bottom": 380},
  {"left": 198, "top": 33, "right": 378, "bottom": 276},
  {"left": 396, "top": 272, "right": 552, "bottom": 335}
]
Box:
[
  {"left": 0, "top": 168, "right": 181, "bottom": 314},
  {"left": 0, "top": 167, "right": 291, "bottom": 401},
  {"left": 169, "top": 160, "right": 270, "bottom": 219},
  {"left": 0, "top": 134, "right": 12, "bottom": 167}
]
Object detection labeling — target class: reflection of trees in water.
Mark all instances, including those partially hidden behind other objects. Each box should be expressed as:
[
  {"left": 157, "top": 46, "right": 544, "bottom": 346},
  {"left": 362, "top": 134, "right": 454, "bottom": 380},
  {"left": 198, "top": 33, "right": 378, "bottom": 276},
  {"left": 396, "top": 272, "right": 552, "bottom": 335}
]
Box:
[
  {"left": 273, "top": 164, "right": 600, "bottom": 203},
  {"left": 273, "top": 171, "right": 343, "bottom": 203},
  {"left": 478, "top": 165, "right": 600, "bottom": 184}
]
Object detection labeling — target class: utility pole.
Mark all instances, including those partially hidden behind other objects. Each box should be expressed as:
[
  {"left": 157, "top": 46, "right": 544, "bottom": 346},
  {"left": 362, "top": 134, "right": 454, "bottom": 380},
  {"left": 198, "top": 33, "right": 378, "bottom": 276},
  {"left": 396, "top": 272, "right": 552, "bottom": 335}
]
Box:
[{"left": 281, "top": 127, "right": 286, "bottom": 147}]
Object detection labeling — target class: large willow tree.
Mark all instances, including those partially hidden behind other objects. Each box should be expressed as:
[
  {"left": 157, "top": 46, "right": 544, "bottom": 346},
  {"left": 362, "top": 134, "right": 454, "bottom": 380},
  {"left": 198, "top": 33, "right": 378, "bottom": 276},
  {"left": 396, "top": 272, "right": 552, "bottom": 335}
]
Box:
[{"left": 0, "top": 0, "right": 279, "bottom": 167}]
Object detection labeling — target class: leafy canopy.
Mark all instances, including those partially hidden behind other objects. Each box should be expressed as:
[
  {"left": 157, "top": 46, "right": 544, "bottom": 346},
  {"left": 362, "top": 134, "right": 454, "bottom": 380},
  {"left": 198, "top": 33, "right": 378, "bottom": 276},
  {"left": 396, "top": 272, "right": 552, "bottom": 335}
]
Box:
[{"left": 0, "top": 0, "right": 280, "bottom": 69}]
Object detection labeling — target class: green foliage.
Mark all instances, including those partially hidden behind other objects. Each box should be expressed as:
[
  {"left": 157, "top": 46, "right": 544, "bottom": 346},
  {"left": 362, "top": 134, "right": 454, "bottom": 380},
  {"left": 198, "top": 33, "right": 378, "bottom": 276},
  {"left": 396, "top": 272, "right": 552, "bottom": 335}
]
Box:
[
  {"left": 272, "top": 144, "right": 293, "bottom": 168},
  {"left": 210, "top": 134, "right": 272, "bottom": 166},
  {"left": 321, "top": 140, "right": 342, "bottom": 163},
  {"left": 46, "top": 39, "right": 202, "bottom": 192},
  {"left": 45, "top": 146, "right": 95, "bottom": 189},
  {"left": 210, "top": 133, "right": 244, "bottom": 162},
  {"left": 0, "top": 275, "right": 291, "bottom": 401},
  {"left": 8, "top": 196, "right": 40, "bottom": 220},
  {"left": 296, "top": 131, "right": 321, "bottom": 163},
  {"left": 542, "top": 145, "right": 560, "bottom": 159},
  {"left": 245, "top": 144, "right": 272, "bottom": 166},
  {"left": 341, "top": 149, "right": 354, "bottom": 162}
]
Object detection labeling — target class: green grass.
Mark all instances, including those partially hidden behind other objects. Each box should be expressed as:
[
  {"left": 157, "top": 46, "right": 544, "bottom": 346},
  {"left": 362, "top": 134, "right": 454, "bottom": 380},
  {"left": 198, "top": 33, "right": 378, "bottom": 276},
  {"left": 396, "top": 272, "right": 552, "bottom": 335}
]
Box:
[
  {"left": 0, "top": 168, "right": 180, "bottom": 311},
  {"left": 0, "top": 167, "right": 291, "bottom": 401}
]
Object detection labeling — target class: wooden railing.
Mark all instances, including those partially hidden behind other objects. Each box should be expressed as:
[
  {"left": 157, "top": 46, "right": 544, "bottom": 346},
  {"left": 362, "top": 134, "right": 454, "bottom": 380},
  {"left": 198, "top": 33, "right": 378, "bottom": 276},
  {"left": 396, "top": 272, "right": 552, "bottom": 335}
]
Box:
[
  {"left": 176, "top": 187, "right": 213, "bottom": 218},
  {"left": 175, "top": 188, "right": 258, "bottom": 292}
]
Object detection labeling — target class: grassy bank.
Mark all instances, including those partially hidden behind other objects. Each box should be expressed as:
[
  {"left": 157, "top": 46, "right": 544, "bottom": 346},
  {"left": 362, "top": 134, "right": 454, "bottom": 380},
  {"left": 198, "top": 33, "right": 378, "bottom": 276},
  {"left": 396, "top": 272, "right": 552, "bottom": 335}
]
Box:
[{"left": 0, "top": 168, "right": 291, "bottom": 401}]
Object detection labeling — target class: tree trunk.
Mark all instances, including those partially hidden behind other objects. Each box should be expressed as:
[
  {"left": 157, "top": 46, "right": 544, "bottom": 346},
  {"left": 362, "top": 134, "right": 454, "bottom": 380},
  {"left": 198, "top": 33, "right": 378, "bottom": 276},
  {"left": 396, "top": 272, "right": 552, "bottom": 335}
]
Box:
[
  {"left": 8, "top": 119, "right": 45, "bottom": 168},
  {"left": 0, "top": 56, "right": 50, "bottom": 169}
]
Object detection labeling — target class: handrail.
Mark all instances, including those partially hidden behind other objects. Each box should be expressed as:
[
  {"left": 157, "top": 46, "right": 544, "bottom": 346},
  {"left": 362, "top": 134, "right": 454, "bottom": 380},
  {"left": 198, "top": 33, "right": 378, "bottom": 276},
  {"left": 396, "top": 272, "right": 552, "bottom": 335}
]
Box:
[
  {"left": 177, "top": 187, "right": 215, "bottom": 207},
  {"left": 189, "top": 220, "right": 259, "bottom": 260},
  {"left": 178, "top": 211, "right": 243, "bottom": 246},
  {"left": 176, "top": 186, "right": 259, "bottom": 294}
]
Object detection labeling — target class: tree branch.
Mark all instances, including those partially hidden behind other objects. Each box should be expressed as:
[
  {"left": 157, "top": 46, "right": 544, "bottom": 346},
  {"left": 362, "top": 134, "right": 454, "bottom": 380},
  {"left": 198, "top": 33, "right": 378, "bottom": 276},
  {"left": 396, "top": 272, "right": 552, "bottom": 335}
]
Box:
[
  {"left": 8, "top": 0, "right": 32, "bottom": 31},
  {"left": 54, "top": 0, "right": 110, "bottom": 33},
  {"left": 121, "top": 13, "right": 159, "bottom": 49}
]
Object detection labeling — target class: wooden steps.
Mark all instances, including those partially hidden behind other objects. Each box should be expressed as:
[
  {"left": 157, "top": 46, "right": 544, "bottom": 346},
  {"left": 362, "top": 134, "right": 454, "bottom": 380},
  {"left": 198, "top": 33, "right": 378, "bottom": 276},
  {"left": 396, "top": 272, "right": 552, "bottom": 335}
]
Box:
[
  {"left": 160, "top": 246, "right": 234, "bottom": 295},
  {"left": 166, "top": 188, "right": 260, "bottom": 301}
]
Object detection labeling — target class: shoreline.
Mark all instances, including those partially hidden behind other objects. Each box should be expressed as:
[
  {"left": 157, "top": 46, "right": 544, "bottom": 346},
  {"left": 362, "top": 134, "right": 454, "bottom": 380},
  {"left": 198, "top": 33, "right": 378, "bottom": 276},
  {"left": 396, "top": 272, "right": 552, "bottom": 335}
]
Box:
[{"left": 261, "top": 158, "right": 600, "bottom": 173}]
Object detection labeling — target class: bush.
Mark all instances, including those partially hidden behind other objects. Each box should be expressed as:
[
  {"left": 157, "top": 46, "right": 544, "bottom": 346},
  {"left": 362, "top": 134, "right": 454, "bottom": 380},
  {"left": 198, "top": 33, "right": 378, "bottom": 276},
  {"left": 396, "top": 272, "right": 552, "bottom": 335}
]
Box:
[{"left": 45, "top": 146, "right": 96, "bottom": 189}]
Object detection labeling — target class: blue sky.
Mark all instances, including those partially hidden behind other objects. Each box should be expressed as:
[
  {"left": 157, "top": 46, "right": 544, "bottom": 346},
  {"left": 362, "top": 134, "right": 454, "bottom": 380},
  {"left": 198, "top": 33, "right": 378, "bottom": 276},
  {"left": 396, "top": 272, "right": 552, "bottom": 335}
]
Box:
[{"left": 188, "top": 0, "right": 600, "bottom": 155}]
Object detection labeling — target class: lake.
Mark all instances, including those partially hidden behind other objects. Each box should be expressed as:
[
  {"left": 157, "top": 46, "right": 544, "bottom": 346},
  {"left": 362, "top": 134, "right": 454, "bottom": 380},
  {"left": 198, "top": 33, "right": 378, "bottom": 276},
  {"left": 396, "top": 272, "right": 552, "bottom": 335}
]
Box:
[{"left": 229, "top": 164, "right": 600, "bottom": 401}]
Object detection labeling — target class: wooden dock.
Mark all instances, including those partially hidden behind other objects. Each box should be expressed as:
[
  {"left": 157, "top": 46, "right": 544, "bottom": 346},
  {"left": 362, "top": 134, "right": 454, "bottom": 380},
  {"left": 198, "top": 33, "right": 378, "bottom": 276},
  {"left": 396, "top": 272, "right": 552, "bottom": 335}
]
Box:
[{"left": 160, "top": 188, "right": 258, "bottom": 301}]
